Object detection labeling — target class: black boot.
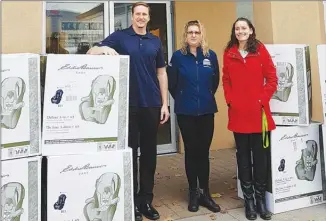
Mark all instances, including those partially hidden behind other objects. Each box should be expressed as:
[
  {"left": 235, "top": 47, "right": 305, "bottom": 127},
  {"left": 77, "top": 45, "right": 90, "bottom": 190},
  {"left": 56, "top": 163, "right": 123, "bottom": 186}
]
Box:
[
  {"left": 245, "top": 199, "right": 257, "bottom": 220},
  {"left": 134, "top": 205, "right": 143, "bottom": 221},
  {"left": 241, "top": 181, "right": 257, "bottom": 220},
  {"left": 188, "top": 188, "right": 199, "bottom": 212},
  {"left": 255, "top": 182, "right": 272, "bottom": 220},
  {"left": 138, "top": 203, "right": 160, "bottom": 220},
  {"left": 198, "top": 189, "right": 221, "bottom": 213}
]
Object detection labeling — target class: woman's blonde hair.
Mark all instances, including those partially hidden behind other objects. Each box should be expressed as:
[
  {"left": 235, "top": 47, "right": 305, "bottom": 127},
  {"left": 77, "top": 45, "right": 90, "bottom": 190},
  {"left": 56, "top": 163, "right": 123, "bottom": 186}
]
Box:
[{"left": 180, "top": 20, "right": 209, "bottom": 57}]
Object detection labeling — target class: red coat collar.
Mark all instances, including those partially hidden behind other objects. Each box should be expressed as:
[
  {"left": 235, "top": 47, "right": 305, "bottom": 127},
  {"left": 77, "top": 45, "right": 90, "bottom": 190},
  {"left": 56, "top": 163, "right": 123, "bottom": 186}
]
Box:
[
  {"left": 226, "top": 45, "right": 243, "bottom": 60},
  {"left": 226, "top": 44, "right": 260, "bottom": 59}
]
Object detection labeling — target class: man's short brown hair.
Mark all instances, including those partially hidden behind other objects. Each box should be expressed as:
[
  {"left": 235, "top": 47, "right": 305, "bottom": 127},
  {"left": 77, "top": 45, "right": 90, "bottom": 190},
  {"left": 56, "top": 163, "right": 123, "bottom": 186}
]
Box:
[{"left": 131, "top": 2, "right": 150, "bottom": 15}]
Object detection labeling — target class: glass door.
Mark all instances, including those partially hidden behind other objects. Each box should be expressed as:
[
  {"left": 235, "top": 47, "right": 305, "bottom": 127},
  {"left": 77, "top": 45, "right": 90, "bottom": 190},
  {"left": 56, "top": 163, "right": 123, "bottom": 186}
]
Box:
[{"left": 109, "top": 1, "right": 177, "bottom": 155}]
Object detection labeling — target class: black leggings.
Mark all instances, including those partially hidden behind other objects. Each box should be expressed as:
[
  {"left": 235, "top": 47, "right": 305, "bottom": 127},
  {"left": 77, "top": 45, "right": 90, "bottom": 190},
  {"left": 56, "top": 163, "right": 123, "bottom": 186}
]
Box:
[{"left": 177, "top": 114, "right": 214, "bottom": 190}]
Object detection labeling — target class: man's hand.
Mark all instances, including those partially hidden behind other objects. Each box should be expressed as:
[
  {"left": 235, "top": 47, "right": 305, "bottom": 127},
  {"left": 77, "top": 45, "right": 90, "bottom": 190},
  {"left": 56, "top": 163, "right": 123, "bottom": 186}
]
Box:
[
  {"left": 160, "top": 104, "right": 170, "bottom": 124},
  {"left": 87, "top": 46, "right": 119, "bottom": 55},
  {"left": 157, "top": 67, "right": 169, "bottom": 124}
]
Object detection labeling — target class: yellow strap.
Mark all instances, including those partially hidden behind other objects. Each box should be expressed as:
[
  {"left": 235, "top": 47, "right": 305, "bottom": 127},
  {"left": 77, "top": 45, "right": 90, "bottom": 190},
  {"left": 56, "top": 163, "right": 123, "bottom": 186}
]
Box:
[{"left": 262, "top": 110, "right": 269, "bottom": 148}]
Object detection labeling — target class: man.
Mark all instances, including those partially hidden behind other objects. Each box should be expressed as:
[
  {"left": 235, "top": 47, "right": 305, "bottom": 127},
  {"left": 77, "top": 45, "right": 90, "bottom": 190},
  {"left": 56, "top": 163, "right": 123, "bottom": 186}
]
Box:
[{"left": 87, "top": 2, "right": 169, "bottom": 221}]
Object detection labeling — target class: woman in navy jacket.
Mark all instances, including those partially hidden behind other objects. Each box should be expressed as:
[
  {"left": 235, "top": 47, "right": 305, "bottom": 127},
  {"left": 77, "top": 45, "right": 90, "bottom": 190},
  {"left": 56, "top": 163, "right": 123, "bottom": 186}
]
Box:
[{"left": 167, "top": 20, "right": 220, "bottom": 213}]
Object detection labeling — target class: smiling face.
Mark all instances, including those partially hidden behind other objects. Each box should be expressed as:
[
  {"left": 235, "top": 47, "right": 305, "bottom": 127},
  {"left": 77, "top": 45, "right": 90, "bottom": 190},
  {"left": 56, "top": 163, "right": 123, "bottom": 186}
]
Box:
[
  {"left": 131, "top": 5, "right": 150, "bottom": 29},
  {"left": 234, "top": 20, "right": 253, "bottom": 43},
  {"left": 186, "top": 25, "right": 202, "bottom": 47}
]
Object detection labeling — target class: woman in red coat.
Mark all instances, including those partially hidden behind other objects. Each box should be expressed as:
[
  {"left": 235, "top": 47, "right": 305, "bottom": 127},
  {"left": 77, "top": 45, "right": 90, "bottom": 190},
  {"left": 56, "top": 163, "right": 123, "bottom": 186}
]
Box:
[{"left": 222, "top": 17, "right": 277, "bottom": 220}]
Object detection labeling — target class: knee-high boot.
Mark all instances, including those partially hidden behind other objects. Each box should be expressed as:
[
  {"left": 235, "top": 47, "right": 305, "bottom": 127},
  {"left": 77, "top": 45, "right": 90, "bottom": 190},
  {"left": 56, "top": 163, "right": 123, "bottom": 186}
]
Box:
[
  {"left": 241, "top": 181, "right": 257, "bottom": 220},
  {"left": 255, "top": 182, "right": 271, "bottom": 220}
]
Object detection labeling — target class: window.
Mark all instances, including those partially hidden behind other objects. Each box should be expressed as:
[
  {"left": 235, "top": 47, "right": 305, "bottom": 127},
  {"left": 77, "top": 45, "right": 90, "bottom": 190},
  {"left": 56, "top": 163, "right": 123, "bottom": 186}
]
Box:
[{"left": 45, "top": 2, "right": 105, "bottom": 54}]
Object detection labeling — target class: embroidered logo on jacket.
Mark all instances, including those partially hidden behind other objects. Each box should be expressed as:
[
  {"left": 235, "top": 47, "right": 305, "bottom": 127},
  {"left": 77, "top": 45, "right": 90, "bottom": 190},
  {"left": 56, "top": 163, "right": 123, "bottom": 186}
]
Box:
[{"left": 203, "top": 59, "right": 211, "bottom": 67}]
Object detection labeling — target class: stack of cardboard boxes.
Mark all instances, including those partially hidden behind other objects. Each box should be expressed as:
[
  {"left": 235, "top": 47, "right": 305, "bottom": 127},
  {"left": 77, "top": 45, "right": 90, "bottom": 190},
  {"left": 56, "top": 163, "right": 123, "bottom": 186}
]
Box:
[
  {"left": 1, "top": 54, "right": 42, "bottom": 221},
  {"left": 41, "top": 54, "right": 133, "bottom": 221},
  {"left": 1, "top": 53, "right": 134, "bottom": 221}
]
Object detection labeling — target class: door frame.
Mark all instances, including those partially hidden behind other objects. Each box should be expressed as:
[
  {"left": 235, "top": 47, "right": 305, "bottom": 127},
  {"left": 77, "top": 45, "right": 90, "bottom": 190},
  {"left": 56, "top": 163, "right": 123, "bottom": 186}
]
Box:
[{"left": 109, "top": 1, "right": 177, "bottom": 155}]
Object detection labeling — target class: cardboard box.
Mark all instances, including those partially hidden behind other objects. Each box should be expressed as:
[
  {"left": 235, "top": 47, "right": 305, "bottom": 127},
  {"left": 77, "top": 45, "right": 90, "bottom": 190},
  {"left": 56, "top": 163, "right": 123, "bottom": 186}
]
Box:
[
  {"left": 319, "top": 124, "right": 326, "bottom": 202},
  {"left": 42, "top": 54, "right": 130, "bottom": 156},
  {"left": 45, "top": 148, "right": 134, "bottom": 221},
  {"left": 1, "top": 156, "right": 42, "bottom": 221},
  {"left": 265, "top": 44, "right": 312, "bottom": 126},
  {"left": 237, "top": 124, "right": 325, "bottom": 214},
  {"left": 1, "top": 54, "right": 42, "bottom": 160},
  {"left": 267, "top": 123, "right": 324, "bottom": 213},
  {"left": 317, "top": 45, "right": 326, "bottom": 122}
]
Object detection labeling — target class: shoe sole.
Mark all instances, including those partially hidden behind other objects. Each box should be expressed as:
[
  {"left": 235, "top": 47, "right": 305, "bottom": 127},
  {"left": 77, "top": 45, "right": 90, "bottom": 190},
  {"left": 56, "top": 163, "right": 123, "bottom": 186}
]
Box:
[
  {"left": 257, "top": 211, "right": 272, "bottom": 220},
  {"left": 245, "top": 210, "right": 257, "bottom": 220},
  {"left": 188, "top": 207, "right": 199, "bottom": 212},
  {"left": 199, "top": 203, "right": 221, "bottom": 213},
  {"left": 142, "top": 214, "right": 160, "bottom": 220}
]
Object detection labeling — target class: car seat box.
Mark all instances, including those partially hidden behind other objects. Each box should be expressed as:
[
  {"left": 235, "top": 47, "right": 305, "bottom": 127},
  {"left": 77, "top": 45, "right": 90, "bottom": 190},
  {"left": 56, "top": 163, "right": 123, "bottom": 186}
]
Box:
[
  {"left": 265, "top": 44, "right": 312, "bottom": 126},
  {"left": 317, "top": 45, "right": 326, "bottom": 122},
  {"left": 42, "top": 54, "right": 130, "bottom": 156},
  {"left": 1, "top": 53, "right": 42, "bottom": 160},
  {"left": 1, "top": 156, "right": 42, "bottom": 221},
  {"left": 237, "top": 123, "right": 325, "bottom": 214},
  {"left": 45, "top": 148, "right": 134, "bottom": 221},
  {"left": 267, "top": 123, "right": 325, "bottom": 214}
]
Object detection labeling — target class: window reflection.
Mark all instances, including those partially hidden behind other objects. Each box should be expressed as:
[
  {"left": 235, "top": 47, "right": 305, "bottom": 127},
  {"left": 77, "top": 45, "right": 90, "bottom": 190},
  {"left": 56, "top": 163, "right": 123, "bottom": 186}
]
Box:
[{"left": 46, "top": 3, "right": 105, "bottom": 54}]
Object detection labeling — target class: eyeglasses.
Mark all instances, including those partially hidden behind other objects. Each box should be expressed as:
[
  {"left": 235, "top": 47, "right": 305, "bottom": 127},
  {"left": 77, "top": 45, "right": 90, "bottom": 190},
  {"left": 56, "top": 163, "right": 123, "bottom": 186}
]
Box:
[{"left": 187, "top": 31, "right": 201, "bottom": 35}]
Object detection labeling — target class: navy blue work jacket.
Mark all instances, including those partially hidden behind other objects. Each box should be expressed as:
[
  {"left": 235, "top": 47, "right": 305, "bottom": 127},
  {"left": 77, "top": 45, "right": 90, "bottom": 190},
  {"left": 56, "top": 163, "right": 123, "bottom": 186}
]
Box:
[
  {"left": 97, "top": 26, "right": 166, "bottom": 107},
  {"left": 167, "top": 48, "right": 219, "bottom": 115}
]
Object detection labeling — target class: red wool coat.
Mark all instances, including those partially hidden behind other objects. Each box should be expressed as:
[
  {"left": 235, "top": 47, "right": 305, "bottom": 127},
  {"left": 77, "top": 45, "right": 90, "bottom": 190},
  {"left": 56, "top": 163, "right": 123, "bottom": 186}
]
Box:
[{"left": 222, "top": 44, "right": 278, "bottom": 133}]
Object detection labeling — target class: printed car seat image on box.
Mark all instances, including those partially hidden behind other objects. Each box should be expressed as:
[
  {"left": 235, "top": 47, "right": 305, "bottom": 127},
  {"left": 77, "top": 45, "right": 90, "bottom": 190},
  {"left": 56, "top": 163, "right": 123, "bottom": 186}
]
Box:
[
  {"left": 278, "top": 159, "right": 285, "bottom": 172},
  {"left": 272, "top": 62, "right": 294, "bottom": 102},
  {"left": 84, "top": 172, "right": 121, "bottom": 221},
  {"left": 295, "top": 140, "right": 318, "bottom": 181},
  {"left": 51, "top": 89, "right": 64, "bottom": 105},
  {"left": 79, "top": 75, "right": 116, "bottom": 124},
  {"left": 1, "top": 77, "right": 26, "bottom": 129},
  {"left": 53, "top": 194, "right": 67, "bottom": 210},
  {"left": 1, "top": 182, "right": 25, "bottom": 221}
]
